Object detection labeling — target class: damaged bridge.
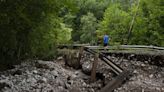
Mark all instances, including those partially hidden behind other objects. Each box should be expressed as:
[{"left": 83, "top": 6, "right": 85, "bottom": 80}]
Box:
[
  {"left": 58, "top": 44, "right": 164, "bottom": 92},
  {"left": 0, "top": 44, "right": 164, "bottom": 92}
]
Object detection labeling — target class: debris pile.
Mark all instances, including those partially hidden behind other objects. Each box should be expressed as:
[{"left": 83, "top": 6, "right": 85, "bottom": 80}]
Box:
[
  {"left": 112, "top": 56, "right": 164, "bottom": 92},
  {"left": 0, "top": 53, "right": 164, "bottom": 92},
  {"left": 0, "top": 60, "right": 103, "bottom": 92}
]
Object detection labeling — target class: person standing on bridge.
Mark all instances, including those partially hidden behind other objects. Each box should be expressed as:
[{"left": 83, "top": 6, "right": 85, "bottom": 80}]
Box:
[{"left": 103, "top": 33, "right": 109, "bottom": 47}]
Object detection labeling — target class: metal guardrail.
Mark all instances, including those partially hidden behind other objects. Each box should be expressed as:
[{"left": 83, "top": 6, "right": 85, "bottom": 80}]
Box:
[
  {"left": 120, "top": 45, "right": 164, "bottom": 50},
  {"left": 57, "top": 44, "right": 164, "bottom": 50},
  {"left": 85, "top": 45, "right": 164, "bottom": 50}
]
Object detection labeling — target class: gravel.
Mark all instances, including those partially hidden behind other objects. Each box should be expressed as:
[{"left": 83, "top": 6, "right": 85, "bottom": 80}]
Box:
[{"left": 0, "top": 53, "right": 164, "bottom": 92}]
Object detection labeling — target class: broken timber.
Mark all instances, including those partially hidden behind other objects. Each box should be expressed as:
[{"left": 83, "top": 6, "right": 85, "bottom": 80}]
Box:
[
  {"left": 58, "top": 45, "right": 164, "bottom": 91},
  {"left": 84, "top": 47, "right": 123, "bottom": 75},
  {"left": 90, "top": 53, "right": 99, "bottom": 83},
  {"left": 100, "top": 70, "right": 131, "bottom": 92},
  {"left": 84, "top": 47, "right": 132, "bottom": 92}
]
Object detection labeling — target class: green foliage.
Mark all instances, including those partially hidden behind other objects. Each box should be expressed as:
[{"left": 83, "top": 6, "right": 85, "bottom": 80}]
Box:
[
  {"left": 99, "top": 4, "right": 131, "bottom": 44},
  {"left": 99, "top": 0, "right": 164, "bottom": 46},
  {"left": 0, "top": 0, "right": 74, "bottom": 67},
  {"left": 76, "top": 0, "right": 110, "bottom": 19},
  {"left": 56, "top": 23, "right": 72, "bottom": 44},
  {"left": 80, "top": 12, "right": 98, "bottom": 44},
  {"left": 70, "top": 0, "right": 110, "bottom": 42},
  {"left": 0, "top": 0, "right": 163, "bottom": 69},
  {"left": 128, "top": 0, "right": 164, "bottom": 46}
]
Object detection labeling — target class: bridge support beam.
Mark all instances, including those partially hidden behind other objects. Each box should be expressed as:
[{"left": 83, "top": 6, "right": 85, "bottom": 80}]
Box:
[{"left": 90, "top": 53, "right": 99, "bottom": 83}]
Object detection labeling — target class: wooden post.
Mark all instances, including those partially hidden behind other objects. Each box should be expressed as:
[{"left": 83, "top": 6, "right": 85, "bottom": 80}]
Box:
[
  {"left": 77, "top": 46, "right": 84, "bottom": 69},
  {"left": 91, "top": 53, "right": 99, "bottom": 82},
  {"left": 78, "top": 47, "right": 84, "bottom": 62}
]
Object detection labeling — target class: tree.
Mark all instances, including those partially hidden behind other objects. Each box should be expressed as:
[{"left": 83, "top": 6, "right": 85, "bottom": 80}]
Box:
[
  {"left": 71, "top": 0, "right": 110, "bottom": 42},
  {"left": 80, "top": 12, "right": 98, "bottom": 44},
  {"left": 130, "top": 0, "right": 164, "bottom": 46},
  {"left": 99, "top": 0, "right": 164, "bottom": 46},
  {"left": 0, "top": 0, "right": 74, "bottom": 68},
  {"left": 99, "top": 4, "right": 131, "bottom": 44}
]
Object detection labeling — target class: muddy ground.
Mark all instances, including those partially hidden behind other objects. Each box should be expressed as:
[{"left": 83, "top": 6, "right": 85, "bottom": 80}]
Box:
[{"left": 0, "top": 52, "right": 164, "bottom": 92}]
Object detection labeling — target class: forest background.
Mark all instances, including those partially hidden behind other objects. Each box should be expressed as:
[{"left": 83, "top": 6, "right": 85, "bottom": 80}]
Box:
[{"left": 0, "top": 0, "right": 163, "bottom": 68}]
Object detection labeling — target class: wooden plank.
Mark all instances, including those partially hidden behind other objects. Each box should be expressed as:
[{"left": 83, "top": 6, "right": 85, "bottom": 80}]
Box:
[
  {"left": 78, "top": 46, "right": 84, "bottom": 65},
  {"left": 90, "top": 53, "right": 99, "bottom": 83},
  {"left": 84, "top": 48, "right": 123, "bottom": 75},
  {"left": 101, "top": 57, "right": 122, "bottom": 75},
  {"left": 100, "top": 71, "right": 131, "bottom": 92}
]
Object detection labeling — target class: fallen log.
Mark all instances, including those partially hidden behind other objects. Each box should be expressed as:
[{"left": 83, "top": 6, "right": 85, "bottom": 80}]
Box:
[{"left": 100, "top": 70, "right": 132, "bottom": 92}]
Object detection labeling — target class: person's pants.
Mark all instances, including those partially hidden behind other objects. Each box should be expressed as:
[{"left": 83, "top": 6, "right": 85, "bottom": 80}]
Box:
[{"left": 103, "top": 43, "right": 108, "bottom": 46}]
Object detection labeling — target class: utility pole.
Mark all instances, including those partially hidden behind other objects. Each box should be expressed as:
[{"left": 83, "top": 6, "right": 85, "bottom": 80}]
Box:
[{"left": 126, "top": 0, "right": 140, "bottom": 44}]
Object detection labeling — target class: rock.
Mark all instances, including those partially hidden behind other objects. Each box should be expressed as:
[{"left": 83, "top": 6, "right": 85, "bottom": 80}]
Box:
[
  {"left": 144, "top": 61, "right": 148, "bottom": 64},
  {"left": 133, "top": 70, "right": 138, "bottom": 74},
  {"left": 141, "top": 64, "right": 146, "bottom": 67},
  {"left": 157, "top": 74, "right": 162, "bottom": 78},
  {"left": 91, "top": 58, "right": 94, "bottom": 61},
  {"left": 64, "top": 50, "right": 80, "bottom": 69},
  {"left": 82, "top": 82, "right": 86, "bottom": 87},
  {"left": 12, "top": 69, "right": 22, "bottom": 75},
  {"left": 162, "top": 80, "right": 164, "bottom": 83},
  {"left": 56, "top": 79, "right": 65, "bottom": 87},
  {"left": 129, "top": 76, "right": 136, "bottom": 81},
  {"left": 128, "top": 54, "right": 135, "bottom": 60},
  {"left": 97, "top": 84, "right": 102, "bottom": 88},
  {"left": 0, "top": 75, "right": 6, "bottom": 79},
  {"left": 65, "top": 83, "right": 71, "bottom": 89},
  {"left": 149, "top": 74, "right": 153, "bottom": 78},
  {"left": 37, "top": 77, "right": 47, "bottom": 83},
  {"left": 155, "top": 88, "right": 160, "bottom": 91},
  {"left": 57, "top": 86, "right": 65, "bottom": 92},
  {"left": 1, "top": 52, "right": 164, "bottom": 92},
  {"left": 82, "top": 61, "right": 92, "bottom": 74},
  {"left": 90, "top": 88, "right": 95, "bottom": 92},
  {"left": 33, "top": 70, "right": 38, "bottom": 74},
  {"left": 71, "top": 74, "right": 77, "bottom": 79},
  {"left": 0, "top": 82, "right": 10, "bottom": 90},
  {"left": 124, "top": 63, "right": 128, "bottom": 67},
  {"left": 82, "top": 88, "right": 85, "bottom": 91},
  {"left": 75, "top": 71, "right": 79, "bottom": 75},
  {"left": 69, "top": 87, "right": 80, "bottom": 92},
  {"left": 57, "top": 56, "right": 63, "bottom": 60},
  {"left": 35, "top": 60, "right": 54, "bottom": 69},
  {"left": 82, "top": 76, "right": 89, "bottom": 80},
  {"left": 27, "top": 77, "right": 37, "bottom": 83},
  {"left": 67, "top": 80, "right": 73, "bottom": 85},
  {"left": 42, "top": 77, "right": 47, "bottom": 83},
  {"left": 162, "top": 88, "right": 164, "bottom": 91},
  {"left": 51, "top": 70, "right": 58, "bottom": 78}
]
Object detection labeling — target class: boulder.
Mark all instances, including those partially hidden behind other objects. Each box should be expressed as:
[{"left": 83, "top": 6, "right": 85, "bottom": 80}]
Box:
[
  {"left": 82, "top": 61, "right": 93, "bottom": 75},
  {"left": 0, "top": 82, "right": 10, "bottom": 90},
  {"left": 35, "top": 60, "right": 54, "bottom": 69},
  {"left": 63, "top": 50, "right": 81, "bottom": 69},
  {"left": 69, "top": 87, "right": 81, "bottom": 92},
  {"left": 12, "top": 69, "right": 23, "bottom": 75}
]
